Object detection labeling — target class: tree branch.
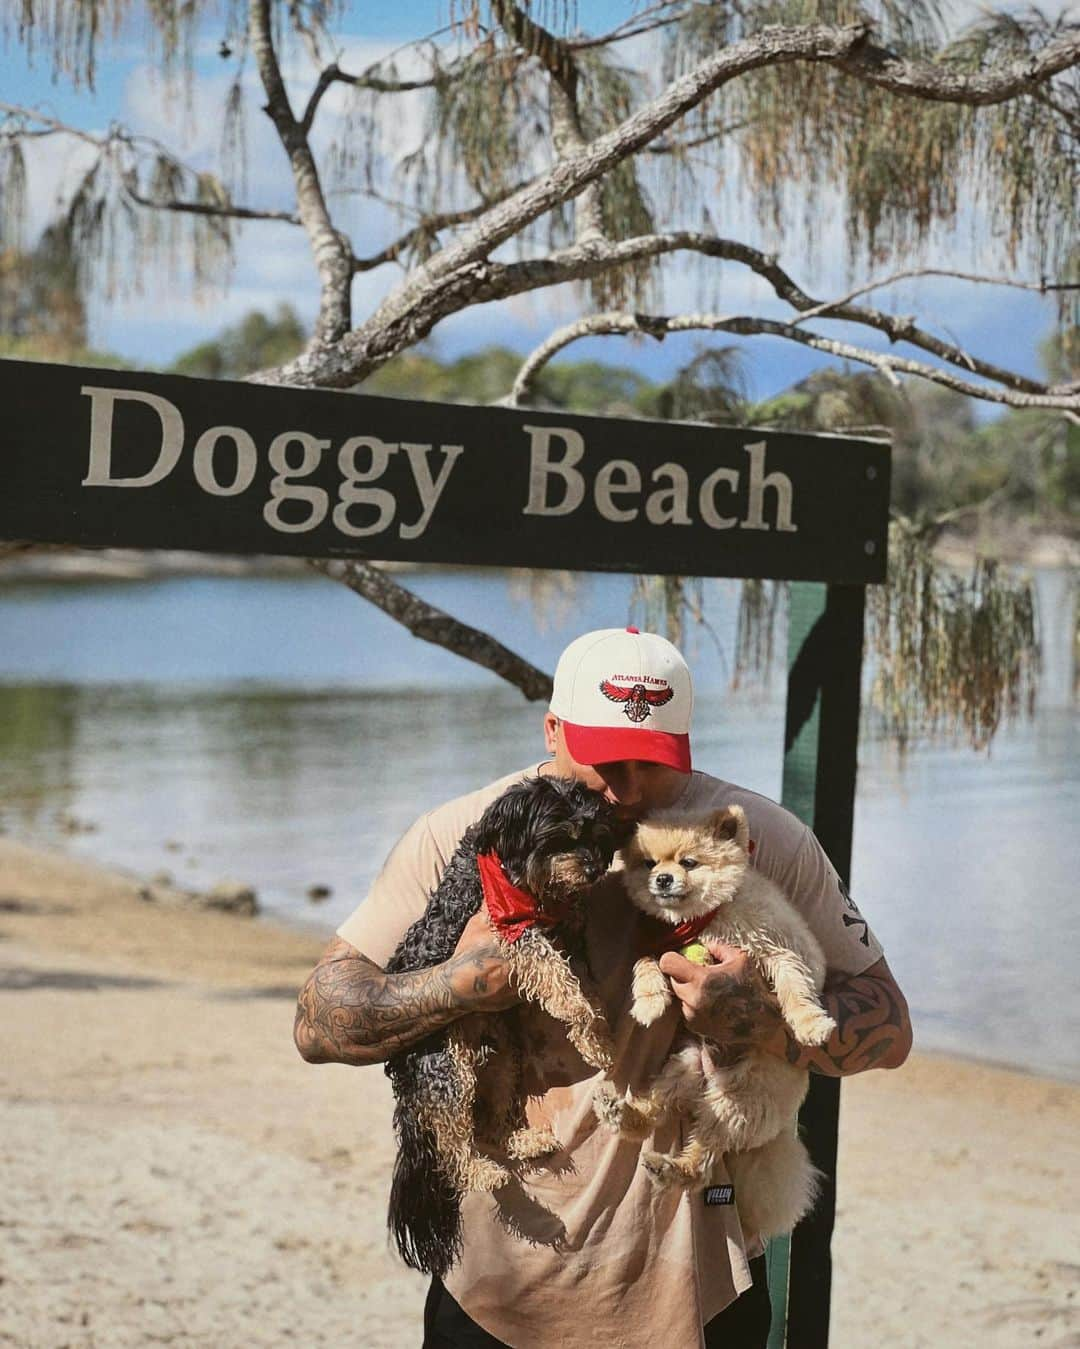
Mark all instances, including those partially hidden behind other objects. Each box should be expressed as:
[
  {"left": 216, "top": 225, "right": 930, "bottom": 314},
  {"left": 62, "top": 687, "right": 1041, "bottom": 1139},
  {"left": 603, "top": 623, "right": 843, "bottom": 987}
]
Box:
[
  {"left": 491, "top": 0, "right": 604, "bottom": 242},
  {"left": 509, "top": 311, "right": 1080, "bottom": 412},
  {"left": 249, "top": 0, "right": 352, "bottom": 346},
  {"left": 267, "top": 22, "right": 872, "bottom": 386},
  {"left": 300, "top": 23, "right": 505, "bottom": 133},
  {"left": 300, "top": 62, "right": 441, "bottom": 133},
  {"left": 326, "top": 230, "right": 1057, "bottom": 400},
  {"left": 350, "top": 190, "right": 528, "bottom": 273},
  {"left": 789, "top": 266, "right": 1080, "bottom": 326},
  {"left": 837, "top": 29, "right": 1080, "bottom": 106},
  {"left": 644, "top": 122, "right": 754, "bottom": 154},
  {"left": 125, "top": 190, "right": 301, "bottom": 226},
  {"left": 482, "top": 233, "right": 1060, "bottom": 396},
  {"left": 305, "top": 559, "right": 553, "bottom": 701},
  {"left": 568, "top": 1, "right": 693, "bottom": 53},
  {"left": 0, "top": 101, "right": 302, "bottom": 228},
  {"left": 268, "top": 20, "right": 1080, "bottom": 389}
]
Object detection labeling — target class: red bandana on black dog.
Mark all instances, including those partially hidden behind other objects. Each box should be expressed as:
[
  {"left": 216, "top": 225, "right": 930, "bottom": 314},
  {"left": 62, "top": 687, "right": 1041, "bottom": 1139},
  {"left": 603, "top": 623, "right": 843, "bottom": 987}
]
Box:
[{"left": 477, "top": 851, "right": 571, "bottom": 944}]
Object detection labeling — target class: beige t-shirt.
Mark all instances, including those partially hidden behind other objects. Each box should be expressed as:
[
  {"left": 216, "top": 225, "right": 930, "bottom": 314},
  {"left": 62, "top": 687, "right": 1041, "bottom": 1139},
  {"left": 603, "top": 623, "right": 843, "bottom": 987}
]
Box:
[{"left": 337, "top": 765, "right": 884, "bottom": 1349}]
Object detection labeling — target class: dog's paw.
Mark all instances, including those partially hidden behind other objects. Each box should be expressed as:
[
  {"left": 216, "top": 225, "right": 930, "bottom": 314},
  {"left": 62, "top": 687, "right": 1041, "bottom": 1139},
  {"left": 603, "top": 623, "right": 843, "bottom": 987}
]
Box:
[
  {"left": 465, "top": 1158, "right": 511, "bottom": 1193},
  {"left": 592, "top": 1082, "right": 626, "bottom": 1132},
  {"left": 641, "top": 1151, "right": 690, "bottom": 1189},
  {"left": 630, "top": 993, "right": 669, "bottom": 1028},
  {"left": 791, "top": 1011, "right": 837, "bottom": 1048},
  {"left": 506, "top": 1126, "right": 561, "bottom": 1161},
  {"left": 573, "top": 1030, "right": 614, "bottom": 1073}
]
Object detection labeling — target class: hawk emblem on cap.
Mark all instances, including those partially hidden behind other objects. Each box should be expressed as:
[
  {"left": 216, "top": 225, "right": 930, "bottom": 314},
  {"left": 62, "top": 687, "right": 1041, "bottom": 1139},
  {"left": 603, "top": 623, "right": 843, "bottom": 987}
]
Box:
[{"left": 599, "top": 680, "right": 674, "bottom": 724}]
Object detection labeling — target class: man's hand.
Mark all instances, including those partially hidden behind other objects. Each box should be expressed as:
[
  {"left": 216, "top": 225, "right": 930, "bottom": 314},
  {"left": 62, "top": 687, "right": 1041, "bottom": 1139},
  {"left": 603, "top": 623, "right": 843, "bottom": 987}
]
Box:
[
  {"left": 657, "top": 942, "right": 783, "bottom": 1064},
  {"left": 293, "top": 916, "right": 521, "bottom": 1068},
  {"left": 444, "top": 910, "right": 521, "bottom": 1012}
]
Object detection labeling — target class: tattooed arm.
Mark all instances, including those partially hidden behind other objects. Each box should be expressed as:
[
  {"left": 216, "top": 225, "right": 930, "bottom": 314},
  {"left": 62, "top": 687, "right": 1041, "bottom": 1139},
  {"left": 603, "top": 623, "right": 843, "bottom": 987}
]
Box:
[
  {"left": 294, "top": 910, "right": 520, "bottom": 1067},
  {"left": 768, "top": 957, "right": 913, "bottom": 1074},
  {"left": 658, "top": 949, "right": 912, "bottom": 1076}
]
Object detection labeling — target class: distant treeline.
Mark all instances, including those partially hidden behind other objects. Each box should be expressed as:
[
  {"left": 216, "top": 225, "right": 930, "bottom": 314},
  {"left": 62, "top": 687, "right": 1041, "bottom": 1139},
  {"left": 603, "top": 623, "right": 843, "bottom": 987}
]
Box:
[{"left": 167, "top": 304, "right": 1078, "bottom": 538}]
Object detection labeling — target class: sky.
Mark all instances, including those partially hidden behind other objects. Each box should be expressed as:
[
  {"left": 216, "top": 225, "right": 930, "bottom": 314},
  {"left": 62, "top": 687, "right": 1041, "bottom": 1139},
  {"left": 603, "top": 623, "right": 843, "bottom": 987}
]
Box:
[{"left": 2, "top": 0, "right": 1071, "bottom": 403}]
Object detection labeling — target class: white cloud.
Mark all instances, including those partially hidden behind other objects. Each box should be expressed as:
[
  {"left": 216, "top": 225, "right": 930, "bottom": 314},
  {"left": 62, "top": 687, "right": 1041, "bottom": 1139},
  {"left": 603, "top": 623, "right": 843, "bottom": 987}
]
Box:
[{"left": 18, "top": 131, "right": 100, "bottom": 243}]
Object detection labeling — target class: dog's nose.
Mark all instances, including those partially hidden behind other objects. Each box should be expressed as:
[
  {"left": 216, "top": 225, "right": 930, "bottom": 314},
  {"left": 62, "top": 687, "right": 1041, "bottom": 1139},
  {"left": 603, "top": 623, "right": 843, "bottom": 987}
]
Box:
[{"left": 654, "top": 872, "right": 674, "bottom": 891}]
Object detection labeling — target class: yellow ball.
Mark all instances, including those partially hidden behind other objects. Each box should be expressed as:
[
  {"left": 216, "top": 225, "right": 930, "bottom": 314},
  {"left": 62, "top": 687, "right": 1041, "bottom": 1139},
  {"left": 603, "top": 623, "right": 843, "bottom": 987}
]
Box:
[{"left": 680, "top": 941, "right": 713, "bottom": 965}]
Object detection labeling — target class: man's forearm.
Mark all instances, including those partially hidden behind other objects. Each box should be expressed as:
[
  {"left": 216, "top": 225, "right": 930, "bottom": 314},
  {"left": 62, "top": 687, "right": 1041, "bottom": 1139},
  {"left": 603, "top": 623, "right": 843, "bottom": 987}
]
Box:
[
  {"left": 764, "top": 969, "right": 913, "bottom": 1076},
  {"left": 294, "top": 938, "right": 495, "bottom": 1066}
]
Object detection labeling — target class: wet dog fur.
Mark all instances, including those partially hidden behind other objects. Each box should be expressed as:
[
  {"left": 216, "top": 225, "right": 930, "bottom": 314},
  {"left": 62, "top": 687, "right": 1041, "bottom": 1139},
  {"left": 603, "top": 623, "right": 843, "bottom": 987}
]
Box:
[
  {"left": 594, "top": 805, "right": 835, "bottom": 1239},
  {"left": 384, "top": 775, "right": 624, "bottom": 1277}
]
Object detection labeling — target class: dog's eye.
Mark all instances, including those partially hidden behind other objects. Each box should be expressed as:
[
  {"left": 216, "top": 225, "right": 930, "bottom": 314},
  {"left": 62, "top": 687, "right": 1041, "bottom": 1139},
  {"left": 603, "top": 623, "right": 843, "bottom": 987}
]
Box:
[
  {"left": 639, "top": 857, "right": 656, "bottom": 869},
  {"left": 681, "top": 857, "right": 699, "bottom": 870}
]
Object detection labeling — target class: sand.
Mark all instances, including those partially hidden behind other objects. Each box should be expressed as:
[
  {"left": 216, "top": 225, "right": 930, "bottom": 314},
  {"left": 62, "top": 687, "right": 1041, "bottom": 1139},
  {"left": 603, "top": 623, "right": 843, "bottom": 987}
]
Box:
[{"left": 1, "top": 836, "right": 1077, "bottom": 1348}]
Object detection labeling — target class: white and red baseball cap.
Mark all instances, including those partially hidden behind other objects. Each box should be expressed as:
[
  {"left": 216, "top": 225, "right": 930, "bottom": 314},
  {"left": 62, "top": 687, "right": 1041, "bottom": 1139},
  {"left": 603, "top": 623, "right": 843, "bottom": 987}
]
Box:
[{"left": 550, "top": 627, "right": 693, "bottom": 772}]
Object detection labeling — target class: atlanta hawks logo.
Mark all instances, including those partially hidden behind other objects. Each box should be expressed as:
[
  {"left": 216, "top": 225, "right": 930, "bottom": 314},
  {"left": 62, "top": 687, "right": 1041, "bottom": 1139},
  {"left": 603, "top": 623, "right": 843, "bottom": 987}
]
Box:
[{"left": 599, "top": 679, "right": 674, "bottom": 723}]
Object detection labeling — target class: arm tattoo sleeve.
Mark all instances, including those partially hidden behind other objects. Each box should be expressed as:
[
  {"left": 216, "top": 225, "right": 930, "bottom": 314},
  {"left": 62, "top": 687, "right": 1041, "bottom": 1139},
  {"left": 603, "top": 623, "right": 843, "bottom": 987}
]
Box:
[
  {"left": 779, "top": 972, "right": 911, "bottom": 1076},
  {"left": 294, "top": 937, "right": 494, "bottom": 1066}
]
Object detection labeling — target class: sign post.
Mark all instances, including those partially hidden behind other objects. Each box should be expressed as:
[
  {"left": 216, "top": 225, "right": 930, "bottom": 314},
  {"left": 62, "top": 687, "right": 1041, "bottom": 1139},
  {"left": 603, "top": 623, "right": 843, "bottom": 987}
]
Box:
[{"left": 0, "top": 357, "right": 891, "bottom": 1346}]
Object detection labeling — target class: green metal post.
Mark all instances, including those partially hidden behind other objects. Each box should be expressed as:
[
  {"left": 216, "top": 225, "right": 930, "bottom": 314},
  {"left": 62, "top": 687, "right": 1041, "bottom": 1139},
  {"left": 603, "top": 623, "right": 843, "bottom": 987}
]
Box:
[{"left": 768, "top": 580, "right": 866, "bottom": 1349}]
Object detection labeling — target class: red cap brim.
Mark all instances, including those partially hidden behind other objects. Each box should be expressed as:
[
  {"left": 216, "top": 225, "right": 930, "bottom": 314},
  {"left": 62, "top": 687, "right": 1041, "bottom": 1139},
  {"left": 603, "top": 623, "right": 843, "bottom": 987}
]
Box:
[{"left": 562, "top": 722, "right": 691, "bottom": 773}]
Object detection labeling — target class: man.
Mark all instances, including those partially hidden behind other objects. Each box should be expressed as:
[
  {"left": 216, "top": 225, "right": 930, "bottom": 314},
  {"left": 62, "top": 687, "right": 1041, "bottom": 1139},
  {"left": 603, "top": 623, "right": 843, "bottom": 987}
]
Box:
[{"left": 294, "top": 627, "right": 912, "bottom": 1349}]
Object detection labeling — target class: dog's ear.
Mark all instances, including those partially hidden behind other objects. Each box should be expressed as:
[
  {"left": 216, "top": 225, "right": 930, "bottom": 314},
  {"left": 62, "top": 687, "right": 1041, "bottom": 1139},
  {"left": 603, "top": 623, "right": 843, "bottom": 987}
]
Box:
[
  {"left": 708, "top": 805, "right": 750, "bottom": 852},
  {"left": 473, "top": 780, "right": 550, "bottom": 881}
]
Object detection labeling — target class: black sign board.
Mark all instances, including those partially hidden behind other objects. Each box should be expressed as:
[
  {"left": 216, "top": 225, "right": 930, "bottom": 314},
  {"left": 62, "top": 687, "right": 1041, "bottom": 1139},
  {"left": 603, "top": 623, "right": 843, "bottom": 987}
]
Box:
[{"left": 0, "top": 359, "right": 889, "bottom": 581}]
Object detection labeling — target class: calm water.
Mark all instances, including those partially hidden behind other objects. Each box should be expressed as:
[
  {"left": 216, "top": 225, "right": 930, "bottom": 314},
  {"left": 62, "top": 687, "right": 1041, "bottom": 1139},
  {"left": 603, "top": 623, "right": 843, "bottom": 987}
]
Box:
[{"left": 0, "top": 571, "right": 1076, "bottom": 1081}]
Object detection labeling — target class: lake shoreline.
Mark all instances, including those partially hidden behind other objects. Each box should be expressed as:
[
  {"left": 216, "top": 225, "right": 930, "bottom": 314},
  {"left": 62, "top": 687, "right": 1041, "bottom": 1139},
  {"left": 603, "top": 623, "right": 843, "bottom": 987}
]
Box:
[
  {"left": 2, "top": 519, "right": 1078, "bottom": 587},
  {"left": 3, "top": 832, "right": 1078, "bottom": 1347}
]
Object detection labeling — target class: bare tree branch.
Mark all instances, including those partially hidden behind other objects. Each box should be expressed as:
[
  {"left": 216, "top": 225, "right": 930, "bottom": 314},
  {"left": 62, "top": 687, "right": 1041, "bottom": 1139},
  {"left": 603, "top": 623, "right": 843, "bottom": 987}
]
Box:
[
  {"left": 267, "top": 20, "right": 1080, "bottom": 389},
  {"left": 300, "top": 22, "right": 506, "bottom": 132},
  {"left": 125, "top": 190, "right": 301, "bottom": 226},
  {"left": 482, "top": 233, "right": 1060, "bottom": 396},
  {"left": 836, "top": 28, "right": 1080, "bottom": 106},
  {"left": 301, "top": 61, "right": 442, "bottom": 133},
  {"left": 306, "top": 230, "right": 1057, "bottom": 401},
  {"left": 267, "top": 23, "right": 872, "bottom": 385},
  {"left": 644, "top": 122, "right": 754, "bottom": 154},
  {"left": 351, "top": 189, "right": 528, "bottom": 272},
  {"left": 0, "top": 100, "right": 302, "bottom": 226},
  {"left": 509, "top": 311, "right": 1080, "bottom": 412},
  {"left": 249, "top": 0, "right": 353, "bottom": 347},
  {"left": 305, "top": 559, "right": 553, "bottom": 701},
  {"left": 568, "top": 1, "right": 694, "bottom": 53},
  {"left": 790, "top": 266, "right": 1080, "bottom": 326}
]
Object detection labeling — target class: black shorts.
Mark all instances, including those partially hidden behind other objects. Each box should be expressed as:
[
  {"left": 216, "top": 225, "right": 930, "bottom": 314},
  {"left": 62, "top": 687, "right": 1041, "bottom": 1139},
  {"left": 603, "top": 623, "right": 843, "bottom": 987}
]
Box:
[{"left": 422, "top": 1255, "right": 772, "bottom": 1347}]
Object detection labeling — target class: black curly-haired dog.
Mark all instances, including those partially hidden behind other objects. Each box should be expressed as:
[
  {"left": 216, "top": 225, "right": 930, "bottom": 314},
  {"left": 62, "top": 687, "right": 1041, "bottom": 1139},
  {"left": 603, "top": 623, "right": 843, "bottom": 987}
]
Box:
[{"left": 384, "top": 775, "right": 624, "bottom": 1278}]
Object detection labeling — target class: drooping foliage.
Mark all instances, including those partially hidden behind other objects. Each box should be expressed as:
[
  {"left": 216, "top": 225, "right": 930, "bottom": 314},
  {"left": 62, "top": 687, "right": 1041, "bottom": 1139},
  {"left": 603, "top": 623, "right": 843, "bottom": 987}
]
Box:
[
  {"left": 7, "top": 1, "right": 1071, "bottom": 326},
  {"left": 659, "top": 2, "right": 1078, "bottom": 297},
  {"left": 865, "top": 523, "right": 1040, "bottom": 749},
  {"left": 0, "top": 0, "right": 1075, "bottom": 745}
]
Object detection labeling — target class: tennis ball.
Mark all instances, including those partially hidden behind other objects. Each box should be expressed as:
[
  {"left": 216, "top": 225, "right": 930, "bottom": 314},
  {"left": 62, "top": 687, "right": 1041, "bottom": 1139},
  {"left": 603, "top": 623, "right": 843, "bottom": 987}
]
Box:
[{"left": 680, "top": 941, "right": 713, "bottom": 965}]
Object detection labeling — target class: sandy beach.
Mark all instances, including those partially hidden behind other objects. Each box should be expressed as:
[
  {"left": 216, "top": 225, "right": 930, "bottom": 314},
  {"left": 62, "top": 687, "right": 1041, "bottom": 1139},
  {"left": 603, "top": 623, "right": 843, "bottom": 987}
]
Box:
[{"left": 2, "top": 837, "right": 1077, "bottom": 1348}]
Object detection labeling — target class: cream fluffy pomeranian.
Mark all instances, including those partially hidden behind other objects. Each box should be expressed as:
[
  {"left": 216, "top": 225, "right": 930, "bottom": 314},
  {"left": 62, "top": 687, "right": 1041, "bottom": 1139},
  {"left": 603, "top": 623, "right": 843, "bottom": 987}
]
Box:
[{"left": 594, "top": 804, "right": 836, "bottom": 1239}]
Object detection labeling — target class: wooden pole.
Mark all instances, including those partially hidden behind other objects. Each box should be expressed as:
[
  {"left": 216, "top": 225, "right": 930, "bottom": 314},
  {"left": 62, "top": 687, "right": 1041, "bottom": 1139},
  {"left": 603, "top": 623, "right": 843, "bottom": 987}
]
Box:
[{"left": 768, "top": 580, "right": 866, "bottom": 1348}]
